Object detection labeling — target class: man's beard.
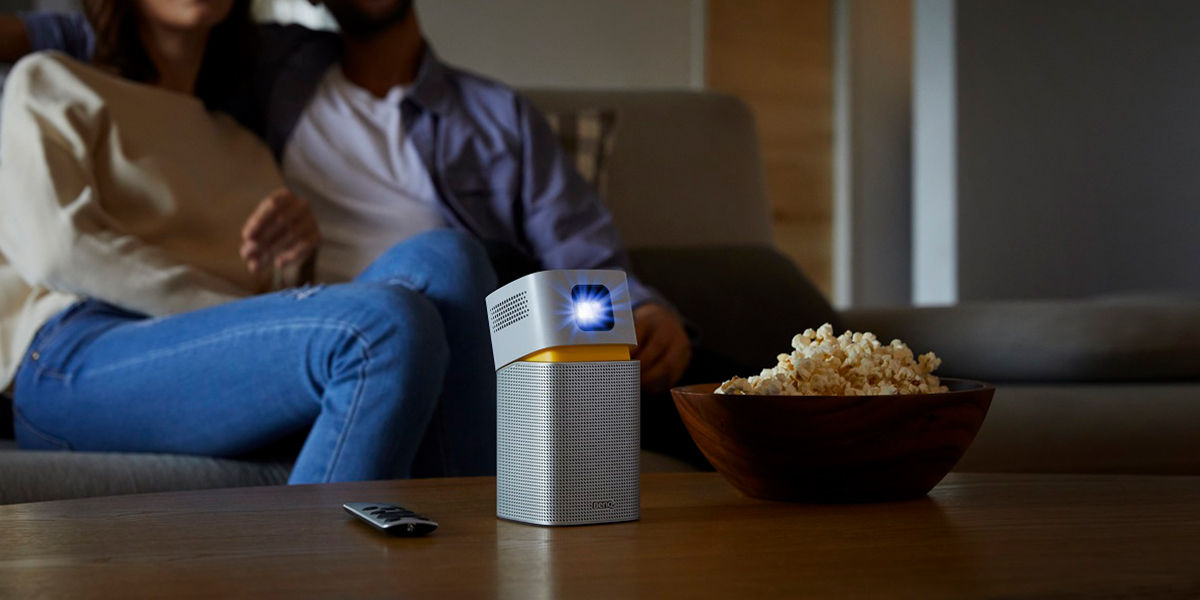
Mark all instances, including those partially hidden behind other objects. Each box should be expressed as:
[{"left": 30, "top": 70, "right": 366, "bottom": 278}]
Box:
[{"left": 326, "top": 0, "right": 415, "bottom": 40}]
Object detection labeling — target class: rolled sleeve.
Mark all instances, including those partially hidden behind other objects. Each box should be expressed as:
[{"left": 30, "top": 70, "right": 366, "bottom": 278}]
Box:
[{"left": 515, "top": 94, "right": 665, "bottom": 309}]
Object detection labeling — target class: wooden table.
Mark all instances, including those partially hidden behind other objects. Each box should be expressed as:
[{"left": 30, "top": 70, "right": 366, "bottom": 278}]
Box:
[{"left": 1, "top": 473, "right": 1198, "bottom": 599}]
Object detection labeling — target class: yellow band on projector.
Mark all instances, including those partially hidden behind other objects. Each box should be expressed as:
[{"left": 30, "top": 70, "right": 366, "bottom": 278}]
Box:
[{"left": 520, "top": 344, "right": 632, "bottom": 363}]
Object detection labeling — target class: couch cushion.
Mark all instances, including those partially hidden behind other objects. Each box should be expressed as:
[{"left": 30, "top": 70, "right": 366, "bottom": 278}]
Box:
[
  {"left": 0, "top": 448, "right": 292, "bottom": 505},
  {"left": 0, "top": 446, "right": 696, "bottom": 505},
  {"left": 956, "top": 382, "right": 1200, "bottom": 474},
  {"left": 1, "top": 392, "right": 294, "bottom": 505},
  {"left": 841, "top": 300, "right": 1200, "bottom": 382}
]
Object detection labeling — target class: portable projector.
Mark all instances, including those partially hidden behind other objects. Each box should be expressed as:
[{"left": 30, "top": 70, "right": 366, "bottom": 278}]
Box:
[{"left": 486, "top": 269, "right": 640, "bottom": 526}]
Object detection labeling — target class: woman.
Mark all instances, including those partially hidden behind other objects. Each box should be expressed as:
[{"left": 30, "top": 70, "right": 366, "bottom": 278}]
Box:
[{"left": 0, "top": 0, "right": 496, "bottom": 482}]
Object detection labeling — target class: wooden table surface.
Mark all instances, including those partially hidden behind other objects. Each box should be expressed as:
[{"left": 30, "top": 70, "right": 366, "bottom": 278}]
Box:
[{"left": 1, "top": 472, "right": 1198, "bottom": 599}]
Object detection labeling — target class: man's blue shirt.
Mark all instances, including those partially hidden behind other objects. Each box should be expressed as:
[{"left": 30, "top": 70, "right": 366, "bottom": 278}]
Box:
[{"left": 19, "top": 12, "right": 659, "bottom": 306}]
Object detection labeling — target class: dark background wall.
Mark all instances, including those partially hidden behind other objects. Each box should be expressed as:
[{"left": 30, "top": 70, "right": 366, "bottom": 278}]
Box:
[{"left": 956, "top": 0, "right": 1200, "bottom": 300}]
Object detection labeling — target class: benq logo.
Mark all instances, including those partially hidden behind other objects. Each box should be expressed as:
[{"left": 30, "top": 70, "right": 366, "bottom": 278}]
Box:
[{"left": 590, "top": 500, "right": 615, "bottom": 510}]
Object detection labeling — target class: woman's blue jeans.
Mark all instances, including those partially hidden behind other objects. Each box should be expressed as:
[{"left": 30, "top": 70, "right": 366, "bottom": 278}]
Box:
[{"left": 11, "top": 230, "right": 498, "bottom": 483}]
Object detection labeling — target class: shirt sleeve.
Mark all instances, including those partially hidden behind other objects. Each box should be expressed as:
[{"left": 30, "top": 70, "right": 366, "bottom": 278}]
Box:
[
  {"left": 514, "top": 94, "right": 665, "bottom": 309},
  {"left": 0, "top": 56, "right": 246, "bottom": 317},
  {"left": 17, "top": 11, "right": 94, "bottom": 62}
]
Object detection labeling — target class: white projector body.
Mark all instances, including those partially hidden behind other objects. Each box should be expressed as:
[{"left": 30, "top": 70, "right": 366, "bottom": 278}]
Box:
[{"left": 486, "top": 270, "right": 640, "bottom": 526}]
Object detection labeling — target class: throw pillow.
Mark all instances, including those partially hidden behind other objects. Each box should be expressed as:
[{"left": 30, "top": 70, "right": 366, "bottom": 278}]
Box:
[{"left": 543, "top": 109, "right": 618, "bottom": 199}]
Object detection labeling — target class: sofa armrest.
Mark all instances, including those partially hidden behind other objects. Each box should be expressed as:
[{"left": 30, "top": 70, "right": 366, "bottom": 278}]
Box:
[{"left": 840, "top": 301, "right": 1200, "bottom": 382}]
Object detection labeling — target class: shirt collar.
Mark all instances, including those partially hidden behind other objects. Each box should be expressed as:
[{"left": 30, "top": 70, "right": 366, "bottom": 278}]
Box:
[{"left": 403, "top": 43, "right": 453, "bottom": 116}]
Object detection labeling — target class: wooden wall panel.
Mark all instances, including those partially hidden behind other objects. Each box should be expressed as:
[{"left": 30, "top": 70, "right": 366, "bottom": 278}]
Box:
[{"left": 707, "top": 0, "right": 833, "bottom": 295}]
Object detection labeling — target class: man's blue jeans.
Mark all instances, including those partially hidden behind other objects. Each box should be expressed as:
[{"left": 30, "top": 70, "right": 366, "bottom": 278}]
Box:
[{"left": 11, "top": 230, "right": 497, "bottom": 483}]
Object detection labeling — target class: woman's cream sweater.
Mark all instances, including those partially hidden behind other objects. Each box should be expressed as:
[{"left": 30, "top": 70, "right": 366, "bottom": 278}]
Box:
[{"left": 0, "top": 52, "right": 285, "bottom": 391}]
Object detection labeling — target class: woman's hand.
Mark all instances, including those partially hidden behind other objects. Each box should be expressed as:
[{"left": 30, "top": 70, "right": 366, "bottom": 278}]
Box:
[
  {"left": 633, "top": 302, "right": 692, "bottom": 394},
  {"left": 240, "top": 188, "right": 320, "bottom": 285}
]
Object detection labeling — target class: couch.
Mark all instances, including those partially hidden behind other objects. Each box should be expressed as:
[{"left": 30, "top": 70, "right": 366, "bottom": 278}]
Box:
[{"left": 4, "top": 89, "right": 1199, "bottom": 504}]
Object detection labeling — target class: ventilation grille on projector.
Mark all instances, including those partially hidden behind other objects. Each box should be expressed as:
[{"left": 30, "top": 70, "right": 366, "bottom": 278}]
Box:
[
  {"left": 490, "top": 291, "right": 530, "bottom": 333},
  {"left": 497, "top": 361, "right": 640, "bottom": 526}
]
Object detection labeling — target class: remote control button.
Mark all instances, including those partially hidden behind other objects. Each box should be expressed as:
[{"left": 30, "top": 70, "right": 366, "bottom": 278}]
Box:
[{"left": 346, "top": 503, "right": 436, "bottom": 536}]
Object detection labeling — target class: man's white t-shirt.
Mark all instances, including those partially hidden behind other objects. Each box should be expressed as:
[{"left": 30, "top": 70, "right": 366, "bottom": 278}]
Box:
[{"left": 282, "top": 66, "right": 444, "bottom": 284}]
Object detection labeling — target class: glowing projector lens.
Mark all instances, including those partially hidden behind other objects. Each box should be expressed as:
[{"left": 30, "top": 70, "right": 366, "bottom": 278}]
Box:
[
  {"left": 570, "top": 285, "right": 614, "bottom": 331},
  {"left": 575, "top": 300, "right": 603, "bottom": 323}
]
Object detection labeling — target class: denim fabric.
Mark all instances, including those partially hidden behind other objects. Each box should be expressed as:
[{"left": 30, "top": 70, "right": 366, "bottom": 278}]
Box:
[{"left": 12, "top": 230, "right": 497, "bottom": 483}]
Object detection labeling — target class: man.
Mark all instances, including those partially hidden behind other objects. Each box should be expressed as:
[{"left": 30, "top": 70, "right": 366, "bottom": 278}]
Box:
[{"left": 3, "top": 0, "right": 692, "bottom": 394}]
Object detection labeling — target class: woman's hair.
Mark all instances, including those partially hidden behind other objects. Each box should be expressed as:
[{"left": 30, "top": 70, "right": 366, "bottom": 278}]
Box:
[{"left": 83, "top": 0, "right": 257, "bottom": 110}]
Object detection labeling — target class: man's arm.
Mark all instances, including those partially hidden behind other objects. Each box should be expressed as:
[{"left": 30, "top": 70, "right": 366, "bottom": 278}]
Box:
[
  {"left": 514, "top": 95, "right": 692, "bottom": 391},
  {"left": 514, "top": 94, "right": 661, "bottom": 306},
  {"left": 0, "top": 11, "right": 94, "bottom": 64}
]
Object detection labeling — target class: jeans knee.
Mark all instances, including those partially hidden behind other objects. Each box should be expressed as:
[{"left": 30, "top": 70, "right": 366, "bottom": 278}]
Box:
[
  {"left": 333, "top": 284, "right": 450, "bottom": 372},
  {"left": 426, "top": 230, "right": 495, "bottom": 289},
  {"left": 395, "top": 230, "right": 498, "bottom": 300}
]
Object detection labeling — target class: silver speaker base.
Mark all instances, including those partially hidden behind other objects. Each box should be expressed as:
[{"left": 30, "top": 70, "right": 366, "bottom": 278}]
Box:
[{"left": 497, "top": 360, "right": 640, "bottom": 526}]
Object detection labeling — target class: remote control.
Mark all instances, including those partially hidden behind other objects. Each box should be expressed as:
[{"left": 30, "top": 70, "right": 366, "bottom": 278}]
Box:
[{"left": 343, "top": 502, "right": 438, "bottom": 536}]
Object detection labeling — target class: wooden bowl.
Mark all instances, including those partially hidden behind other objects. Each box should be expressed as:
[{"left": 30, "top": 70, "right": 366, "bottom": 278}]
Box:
[{"left": 671, "top": 378, "right": 994, "bottom": 503}]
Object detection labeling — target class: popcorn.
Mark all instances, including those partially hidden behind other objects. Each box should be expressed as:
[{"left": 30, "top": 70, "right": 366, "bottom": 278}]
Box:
[{"left": 714, "top": 324, "right": 948, "bottom": 396}]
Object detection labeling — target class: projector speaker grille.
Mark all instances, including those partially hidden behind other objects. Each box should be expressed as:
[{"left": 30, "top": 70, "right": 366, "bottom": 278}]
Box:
[
  {"left": 489, "top": 290, "right": 530, "bottom": 334},
  {"left": 497, "top": 360, "right": 640, "bottom": 526}
]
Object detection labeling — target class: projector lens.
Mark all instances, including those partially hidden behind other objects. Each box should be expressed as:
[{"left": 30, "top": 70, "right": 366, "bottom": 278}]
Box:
[{"left": 571, "top": 285, "right": 614, "bottom": 331}]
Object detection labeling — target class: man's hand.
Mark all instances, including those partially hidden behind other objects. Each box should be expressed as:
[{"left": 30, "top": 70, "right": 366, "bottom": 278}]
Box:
[
  {"left": 240, "top": 188, "right": 320, "bottom": 284},
  {"left": 633, "top": 303, "right": 692, "bottom": 394}
]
